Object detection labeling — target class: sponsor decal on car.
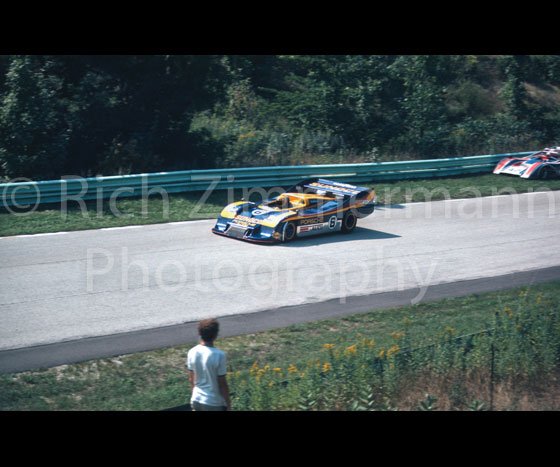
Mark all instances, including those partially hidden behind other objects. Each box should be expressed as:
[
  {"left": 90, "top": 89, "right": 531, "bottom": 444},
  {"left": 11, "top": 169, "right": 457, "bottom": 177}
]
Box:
[
  {"left": 308, "top": 181, "right": 361, "bottom": 195},
  {"left": 298, "top": 223, "right": 325, "bottom": 233},
  {"left": 300, "top": 216, "right": 324, "bottom": 225}
]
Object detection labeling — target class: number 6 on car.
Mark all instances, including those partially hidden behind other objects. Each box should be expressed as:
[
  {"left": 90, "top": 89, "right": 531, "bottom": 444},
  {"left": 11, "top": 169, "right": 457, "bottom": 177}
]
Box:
[{"left": 211, "top": 178, "right": 375, "bottom": 243}]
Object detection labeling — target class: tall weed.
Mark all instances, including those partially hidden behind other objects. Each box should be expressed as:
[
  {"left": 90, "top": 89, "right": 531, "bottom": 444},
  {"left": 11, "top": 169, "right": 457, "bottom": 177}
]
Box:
[{"left": 225, "top": 287, "right": 560, "bottom": 410}]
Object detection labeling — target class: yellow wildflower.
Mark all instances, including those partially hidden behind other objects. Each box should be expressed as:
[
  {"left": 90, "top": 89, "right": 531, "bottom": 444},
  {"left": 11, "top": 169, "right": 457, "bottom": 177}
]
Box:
[
  {"left": 344, "top": 344, "right": 358, "bottom": 356},
  {"left": 387, "top": 344, "right": 400, "bottom": 357},
  {"left": 368, "top": 338, "right": 375, "bottom": 348},
  {"left": 537, "top": 295, "right": 542, "bottom": 304},
  {"left": 288, "top": 364, "right": 298, "bottom": 374},
  {"left": 322, "top": 362, "right": 332, "bottom": 372},
  {"left": 323, "top": 343, "right": 335, "bottom": 350},
  {"left": 379, "top": 349, "right": 385, "bottom": 358}
]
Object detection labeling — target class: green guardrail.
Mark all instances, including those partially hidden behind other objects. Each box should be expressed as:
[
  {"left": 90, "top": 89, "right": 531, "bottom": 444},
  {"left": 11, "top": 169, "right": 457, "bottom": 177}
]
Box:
[{"left": 0, "top": 152, "right": 533, "bottom": 208}]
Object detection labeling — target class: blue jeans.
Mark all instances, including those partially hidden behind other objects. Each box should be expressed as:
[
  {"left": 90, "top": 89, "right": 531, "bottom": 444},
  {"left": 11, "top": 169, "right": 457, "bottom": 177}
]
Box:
[{"left": 191, "top": 401, "right": 227, "bottom": 411}]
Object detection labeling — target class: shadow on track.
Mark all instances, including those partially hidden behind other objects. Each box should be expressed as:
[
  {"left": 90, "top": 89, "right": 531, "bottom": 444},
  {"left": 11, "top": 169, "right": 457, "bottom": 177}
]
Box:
[
  {"left": 277, "top": 226, "right": 401, "bottom": 248},
  {"left": 372, "top": 203, "right": 406, "bottom": 211}
]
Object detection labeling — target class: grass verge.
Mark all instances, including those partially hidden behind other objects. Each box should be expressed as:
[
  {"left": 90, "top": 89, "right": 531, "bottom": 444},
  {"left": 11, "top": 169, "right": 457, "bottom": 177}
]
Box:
[
  {"left": 2, "top": 173, "right": 560, "bottom": 237},
  {"left": 1, "top": 280, "right": 558, "bottom": 411}
]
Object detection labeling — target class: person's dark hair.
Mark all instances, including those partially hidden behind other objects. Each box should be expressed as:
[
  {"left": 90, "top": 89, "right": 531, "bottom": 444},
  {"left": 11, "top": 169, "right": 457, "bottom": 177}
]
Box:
[{"left": 198, "top": 318, "right": 219, "bottom": 343}]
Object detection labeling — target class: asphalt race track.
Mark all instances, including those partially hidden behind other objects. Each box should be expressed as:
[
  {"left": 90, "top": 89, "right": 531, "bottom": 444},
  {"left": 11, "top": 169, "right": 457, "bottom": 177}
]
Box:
[{"left": 1, "top": 190, "right": 560, "bottom": 373}]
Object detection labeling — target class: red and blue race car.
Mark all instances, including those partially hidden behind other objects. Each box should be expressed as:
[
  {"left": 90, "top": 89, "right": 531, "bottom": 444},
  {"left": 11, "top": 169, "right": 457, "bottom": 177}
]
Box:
[
  {"left": 493, "top": 147, "right": 560, "bottom": 179},
  {"left": 212, "top": 178, "right": 375, "bottom": 243}
]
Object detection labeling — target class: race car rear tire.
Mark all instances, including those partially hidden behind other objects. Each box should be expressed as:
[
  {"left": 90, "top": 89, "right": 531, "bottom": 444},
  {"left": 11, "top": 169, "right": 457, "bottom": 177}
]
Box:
[
  {"left": 282, "top": 221, "right": 297, "bottom": 242},
  {"left": 341, "top": 211, "right": 357, "bottom": 234}
]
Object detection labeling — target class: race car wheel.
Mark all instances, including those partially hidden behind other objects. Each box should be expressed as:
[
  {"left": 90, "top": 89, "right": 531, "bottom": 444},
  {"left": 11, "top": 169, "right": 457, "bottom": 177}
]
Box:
[
  {"left": 341, "top": 211, "right": 357, "bottom": 234},
  {"left": 541, "top": 167, "right": 557, "bottom": 180},
  {"left": 282, "top": 221, "right": 297, "bottom": 242}
]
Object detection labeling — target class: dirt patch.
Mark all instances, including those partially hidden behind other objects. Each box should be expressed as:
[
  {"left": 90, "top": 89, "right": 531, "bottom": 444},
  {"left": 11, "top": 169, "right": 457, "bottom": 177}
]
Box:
[{"left": 524, "top": 82, "right": 560, "bottom": 108}]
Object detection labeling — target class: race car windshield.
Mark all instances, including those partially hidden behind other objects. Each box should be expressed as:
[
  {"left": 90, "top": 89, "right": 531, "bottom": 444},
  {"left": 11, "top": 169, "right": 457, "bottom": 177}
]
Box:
[{"left": 263, "top": 194, "right": 303, "bottom": 210}]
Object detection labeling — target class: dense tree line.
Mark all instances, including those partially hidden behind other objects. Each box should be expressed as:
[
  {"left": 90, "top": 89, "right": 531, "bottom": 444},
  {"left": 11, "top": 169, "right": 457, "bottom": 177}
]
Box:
[{"left": 1, "top": 55, "right": 560, "bottom": 181}]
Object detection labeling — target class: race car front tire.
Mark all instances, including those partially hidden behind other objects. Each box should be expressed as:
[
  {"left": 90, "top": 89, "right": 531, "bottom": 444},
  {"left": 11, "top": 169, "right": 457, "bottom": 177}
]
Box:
[
  {"left": 282, "top": 221, "right": 297, "bottom": 242},
  {"left": 341, "top": 211, "right": 357, "bottom": 234}
]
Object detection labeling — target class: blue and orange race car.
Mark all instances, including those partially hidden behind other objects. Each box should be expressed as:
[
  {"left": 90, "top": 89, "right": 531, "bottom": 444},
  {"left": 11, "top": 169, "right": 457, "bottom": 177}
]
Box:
[
  {"left": 493, "top": 147, "right": 560, "bottom": 179},
  {"left": 212, "top": 178, "right": 375, "bottom": 243}
]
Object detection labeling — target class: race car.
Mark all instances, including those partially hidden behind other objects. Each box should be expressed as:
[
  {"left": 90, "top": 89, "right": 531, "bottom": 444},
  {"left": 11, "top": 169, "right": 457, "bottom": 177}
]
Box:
[
  {"left": 493, "top": 147, "right": 560, "bottom": 179},
  {"left": 211, "top": 178, "right": 375, "bottom": 243}
]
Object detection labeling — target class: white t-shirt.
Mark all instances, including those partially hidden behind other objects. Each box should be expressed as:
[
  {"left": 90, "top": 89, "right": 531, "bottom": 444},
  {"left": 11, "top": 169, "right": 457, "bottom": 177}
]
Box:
[{"left": 187, "top": 344, "right": 227, "bottom": 407}]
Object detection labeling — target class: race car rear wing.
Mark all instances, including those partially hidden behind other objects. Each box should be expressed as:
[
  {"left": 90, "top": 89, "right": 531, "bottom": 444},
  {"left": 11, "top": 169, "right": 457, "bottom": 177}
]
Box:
[{"left": 287, "top": 178, "right": 371, "bottom": 199}]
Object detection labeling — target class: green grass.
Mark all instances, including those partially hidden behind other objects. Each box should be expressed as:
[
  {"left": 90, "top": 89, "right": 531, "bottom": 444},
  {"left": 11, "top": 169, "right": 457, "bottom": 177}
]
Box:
[
  {"left": 1, "top": 280, "right": 558, "bottom": 411},
  {"left": 2, "top": 173, "right": 560, "bottom": 237}
]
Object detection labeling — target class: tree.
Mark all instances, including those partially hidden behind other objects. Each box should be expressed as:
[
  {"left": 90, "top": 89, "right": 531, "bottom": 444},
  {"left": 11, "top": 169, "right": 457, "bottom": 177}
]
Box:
[
  {"left": 0, "top": 56, "right": 70, "bottom": 180},
  {"left": 1, "top": 55, "right": 231, "bottom": 179},
  {"left": 498, "top": 55, "right": 529, "bottom": 121},
  {"left": 388, "top": 55, "right": 450, "bottom": 158}
]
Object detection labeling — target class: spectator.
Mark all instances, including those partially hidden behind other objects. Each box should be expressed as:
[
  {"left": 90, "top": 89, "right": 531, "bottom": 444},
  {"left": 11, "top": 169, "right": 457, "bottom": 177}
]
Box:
[{"left": 187, "top": 318, "right": 231, "bottom": 411}]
